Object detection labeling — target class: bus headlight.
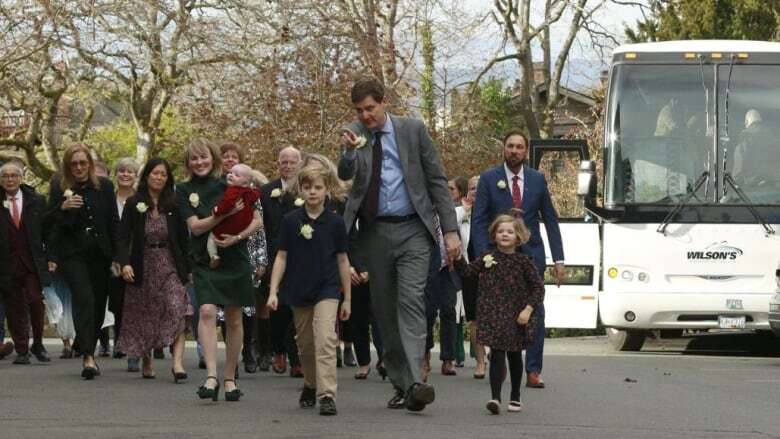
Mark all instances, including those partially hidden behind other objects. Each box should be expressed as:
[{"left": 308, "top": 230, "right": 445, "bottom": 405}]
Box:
[
  {"left": 637, "top": 272, "right": 649, "bottom": 282},
  {"left": 621, "top": 270, "right": 634, "bottom": 281},
  {"left": 608, "top": 267, "right": 618, "bottom": 278}
]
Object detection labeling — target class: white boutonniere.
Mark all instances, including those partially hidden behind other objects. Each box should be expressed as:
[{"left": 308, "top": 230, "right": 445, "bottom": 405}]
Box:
[
  {"left": 294, "top": 197, "right": 304, "bottom": 207},
  {"left": 497, "top": 180, "right": 507, "bottom": 190},
  {"left": 270, "top": 188, "right": 282, "bottom": 198},
  {"left": 136, "top": 202, "right": 148, "bottom": 213},
  {"left": 300, "top": 224, "right": 314, "bottom": 240},
  {"left": 355, "top": 135, "right": 368, "bottom": 148},
  {"left": 63, "top": 189, "right": 74, "bottom": 198},
  {"left": 189, "top": 193, "right": 200, "bottom": 208},
  {"left": 483, "top": 254, "right": 497, "bottom": 268},
  {"left": 2, "top": 200, "right": 10, "bottom": 210}
]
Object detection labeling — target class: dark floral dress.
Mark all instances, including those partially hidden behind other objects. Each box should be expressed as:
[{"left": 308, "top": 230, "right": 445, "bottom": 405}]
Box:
[
  {"left": 117, "top": 215, "right": 193, "bottom": 357},
  {"left": 455, "top": 251, "right": 545, "bottom": 351}
]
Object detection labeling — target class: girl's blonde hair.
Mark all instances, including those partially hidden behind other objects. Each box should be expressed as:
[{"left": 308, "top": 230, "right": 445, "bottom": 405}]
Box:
[
  {"left": 298, "top": 153, "right": 346, "bottom": 201},
  {"left": 183, "top": 138, "right": 222, "bottom": 181},
  {"left": 60, "top": 143, "right": 100, "bottom": 190},
  {"left": 489, "top": 214, "right": 531, "bottom": 246},
  {"left": 248, "top": 168, "right": 269, "bottom": 187}
]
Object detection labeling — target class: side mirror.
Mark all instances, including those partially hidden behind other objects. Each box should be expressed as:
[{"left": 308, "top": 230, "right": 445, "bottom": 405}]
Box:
[{"left": 577, "top": 160, "right": 596, "bottom": 198}]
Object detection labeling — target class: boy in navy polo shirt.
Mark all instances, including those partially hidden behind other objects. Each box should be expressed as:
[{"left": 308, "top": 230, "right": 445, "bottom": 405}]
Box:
[{"left": 267, "top": 166, "right": 351, "bottom": 416}]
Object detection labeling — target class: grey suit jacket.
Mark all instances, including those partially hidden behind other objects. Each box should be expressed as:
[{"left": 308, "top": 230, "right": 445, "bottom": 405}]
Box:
[{"left": 337, "top": 113, "right": 457, "bottom": 240}]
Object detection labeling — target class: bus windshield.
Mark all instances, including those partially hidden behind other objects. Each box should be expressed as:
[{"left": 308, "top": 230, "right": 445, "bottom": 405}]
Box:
[
  {"left": 719, "top": 65, "right": 780, "bottom": 205},
  {"left": 606, "top": 62, "right": 780, "bottom": 207},
  {"left": 605, "top": 64, "right": 713, "bottom": 206}
]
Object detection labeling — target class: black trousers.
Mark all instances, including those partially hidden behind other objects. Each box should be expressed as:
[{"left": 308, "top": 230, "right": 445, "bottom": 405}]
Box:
[
  {"left": 270, "top": 303, "right": 299, "bottom": 365},
  {"left": 425, "top": 266, "right": 457, "bottom": 361},
  {"left": 349, "top": 282, "right": 384, "bottom": 366},
  {"left": 58, "top": 247, "right": 111, "bottom": 357}
]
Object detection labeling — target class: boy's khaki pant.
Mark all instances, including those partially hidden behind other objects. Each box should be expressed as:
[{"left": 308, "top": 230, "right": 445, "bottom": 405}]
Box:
[{"left": 292, "top": 299, "right": 339, "bottom": 400}]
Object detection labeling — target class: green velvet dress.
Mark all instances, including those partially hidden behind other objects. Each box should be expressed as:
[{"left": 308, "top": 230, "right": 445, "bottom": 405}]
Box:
[{"left": 176, "top": 175, "right": 254, "bottom": 307}]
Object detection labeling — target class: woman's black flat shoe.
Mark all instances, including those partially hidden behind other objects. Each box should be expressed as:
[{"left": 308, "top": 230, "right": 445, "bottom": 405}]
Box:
[
  {"left": 224, "top": 379, "right": 243, "bottom": 402},
  {"left": 354, "top": 368, "right": 371, "bottom": 380},
  {"left": 172, "top": 369, "right": 188, "bottom": 384},
  {"left": 81, "top": 366, "right": 98, "bottom": 380},
  {"left": 197, "top": 376, "right": 219, "bottom": 401}
]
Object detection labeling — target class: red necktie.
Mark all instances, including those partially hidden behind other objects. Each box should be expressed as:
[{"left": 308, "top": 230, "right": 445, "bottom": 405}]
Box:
[
  {"left": 10, "top": 196, "right": 20, "bottom": 228},
  {"left": 512, "top": 175, "right": 522, "bottom": 209}
]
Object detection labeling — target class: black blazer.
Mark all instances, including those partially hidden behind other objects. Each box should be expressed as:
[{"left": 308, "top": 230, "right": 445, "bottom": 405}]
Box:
[
  {"left": 116, "top": 195, "right": 190, "bottom": 285},
  {"left": 259, "top": 178, "right": 297, "bottom": 262},
  {"left": 45, "top": 176, "right": 119, "bottom": 262},
  {"left": 1, "top": 185, "right": 52, "bottom": 286}
]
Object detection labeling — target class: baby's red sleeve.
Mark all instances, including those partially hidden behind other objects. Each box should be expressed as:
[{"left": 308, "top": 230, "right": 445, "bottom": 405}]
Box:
[{"left": 213, "top": 186, "right": 239, "bottom": 216}]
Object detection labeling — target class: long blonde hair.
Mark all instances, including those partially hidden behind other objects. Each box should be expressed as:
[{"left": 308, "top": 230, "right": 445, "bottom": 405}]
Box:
[{"left": 60, "top": 143, "right": 100, "bottom": 191}]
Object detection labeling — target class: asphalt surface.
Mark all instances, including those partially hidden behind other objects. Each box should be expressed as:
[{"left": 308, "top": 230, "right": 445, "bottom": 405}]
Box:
[{"left": 1, "top": 334, "right": 779, "bottom": 439}]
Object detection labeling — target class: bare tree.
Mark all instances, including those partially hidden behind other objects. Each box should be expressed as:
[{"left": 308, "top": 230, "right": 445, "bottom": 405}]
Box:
[
  {"left": 472, "top": 0, "right": 615, "bottom": 139},
  {"left": 55, "top": 0, "right": 268, "bottom": 164}
]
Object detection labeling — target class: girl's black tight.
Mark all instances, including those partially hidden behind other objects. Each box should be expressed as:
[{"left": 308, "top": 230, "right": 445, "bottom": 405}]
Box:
[{"left": 489, "top": 349, "right": 523, "bottom": 402}]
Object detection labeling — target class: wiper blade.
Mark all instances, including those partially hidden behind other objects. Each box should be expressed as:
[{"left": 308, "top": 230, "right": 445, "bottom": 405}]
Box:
[
  {"left": 723, "top": 173, "right": 776, "bottom": 236},
  {"left": 657, "top": 171, "right": 709, "bottom": 235}
]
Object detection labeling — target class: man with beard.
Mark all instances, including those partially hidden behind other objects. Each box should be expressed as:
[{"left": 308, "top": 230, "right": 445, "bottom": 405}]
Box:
[{"left": 470, "top": 130, "right": 565, "bottom": 389}]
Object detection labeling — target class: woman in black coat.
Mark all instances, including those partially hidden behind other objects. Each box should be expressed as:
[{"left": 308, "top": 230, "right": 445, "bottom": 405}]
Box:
[
  {"left": 46, "top": 143, "right": 119, "bottom": 379},
  {"left": 116, "top": 158, "right": 192, "bottom": 381}
]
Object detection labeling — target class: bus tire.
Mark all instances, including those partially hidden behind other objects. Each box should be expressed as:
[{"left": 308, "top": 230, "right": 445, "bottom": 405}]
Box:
[{"left": 607, "top": 328, "right": 646, "bottom": 351}]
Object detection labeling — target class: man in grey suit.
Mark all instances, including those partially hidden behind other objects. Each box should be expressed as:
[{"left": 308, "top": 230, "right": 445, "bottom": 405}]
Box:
[{"left": 338, "top": 78, "right": 461, "bottom": 412}]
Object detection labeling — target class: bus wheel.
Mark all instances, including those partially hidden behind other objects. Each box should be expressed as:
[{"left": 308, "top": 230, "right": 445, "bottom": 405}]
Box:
[{"left": 607, "top": 328, "right": 646, "bottom": 351}]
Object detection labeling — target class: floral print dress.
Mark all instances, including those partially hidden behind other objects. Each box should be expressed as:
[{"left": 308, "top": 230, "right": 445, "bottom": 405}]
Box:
[{"left": 455, "top": 251, "right": 545, "bottom": 351}]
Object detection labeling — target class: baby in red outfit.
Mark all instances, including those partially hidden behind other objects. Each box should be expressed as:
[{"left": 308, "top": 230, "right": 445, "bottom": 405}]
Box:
[{"left": 208, "top": 163, "right": 261, "bottom": 268}]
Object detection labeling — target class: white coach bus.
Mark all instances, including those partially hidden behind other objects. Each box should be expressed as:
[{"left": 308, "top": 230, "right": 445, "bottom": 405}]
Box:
[{"left": 532, "top": 40, "right": 780, "bottom": 351}]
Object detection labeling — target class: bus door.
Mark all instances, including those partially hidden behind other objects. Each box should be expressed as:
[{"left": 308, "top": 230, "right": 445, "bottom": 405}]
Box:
[{"left": 530, "top": 139, "right": 600, "bottom": 328}]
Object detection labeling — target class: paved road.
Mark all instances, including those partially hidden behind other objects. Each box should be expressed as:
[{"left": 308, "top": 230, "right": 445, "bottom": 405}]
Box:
[{"left": 1, "top": 334, "right": 779, "bottom": 439}]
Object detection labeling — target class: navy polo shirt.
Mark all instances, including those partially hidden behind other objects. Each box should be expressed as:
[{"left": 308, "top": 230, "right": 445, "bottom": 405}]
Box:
[{"left": 278, "top": 207, "right": 348, "bottom": 307}]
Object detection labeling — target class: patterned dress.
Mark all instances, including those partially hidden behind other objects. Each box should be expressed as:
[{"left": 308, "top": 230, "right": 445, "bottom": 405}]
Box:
[
  {"left": 117, "top": 215, "right": 193, "bottom": 357},
  {"left": 455, "top": 251, "right": 545, "bottom": 351}
]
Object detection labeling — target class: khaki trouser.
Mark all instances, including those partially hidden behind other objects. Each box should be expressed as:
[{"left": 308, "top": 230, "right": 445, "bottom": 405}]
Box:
[{"left": 292, "top": 299, "right": 339, "bottom": 400}]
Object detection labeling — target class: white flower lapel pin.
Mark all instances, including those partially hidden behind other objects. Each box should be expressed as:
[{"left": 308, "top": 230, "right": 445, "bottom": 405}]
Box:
[
  {"left": 189, "top": 193, "right": 200, "bottom": 208},
  {"left": 483, "top": 254, "right": 497, "bottom": 268},
  {"left": 294, "top": 197, "right": 305, "bottom": 207},
  {"left": 300, "top": 223, "right": 314, "bottom": 240},
  {"left": 270, "top": 188, "right": 282, "bottom": 198},
  {"left": 136, "top": 202, "right": 148, "bottom": 213},
  {"left": 497, "top": 180, "right": 507, "bottom": 190}
]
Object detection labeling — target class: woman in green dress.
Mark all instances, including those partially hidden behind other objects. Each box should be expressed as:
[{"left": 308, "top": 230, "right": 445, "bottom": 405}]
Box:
[{"left": 176, "top": 138, "right": 261, "bottom": 401}]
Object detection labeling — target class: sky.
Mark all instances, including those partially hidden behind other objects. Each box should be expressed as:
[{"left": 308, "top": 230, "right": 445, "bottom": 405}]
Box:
[{"left": 435, "top": 0, "right": 648, "bottom": 92}]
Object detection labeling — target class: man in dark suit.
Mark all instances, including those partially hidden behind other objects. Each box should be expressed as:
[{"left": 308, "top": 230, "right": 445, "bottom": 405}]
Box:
[
  {"left": 338, "top": 78, "right": 461, "bottom": 412},
  {"left": 260, "top": 146, "right": 303, "bottom": 377},
  {"left": 471, "top": 130, "right": 565, "bottom": 389},
  {"left": 0, "top": 162, "right": 52, "bottom": 364}
]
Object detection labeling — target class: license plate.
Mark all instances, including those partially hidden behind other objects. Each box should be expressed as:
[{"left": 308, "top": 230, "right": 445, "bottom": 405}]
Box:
[{"left": 718, "top": 316, "right": 746, "bottom": 329}]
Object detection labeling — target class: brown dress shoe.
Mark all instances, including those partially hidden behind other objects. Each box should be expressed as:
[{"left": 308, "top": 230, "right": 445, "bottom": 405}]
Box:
[
  {"left": 526, "top": 372, "right": 546, "bottom": 388},
  {"left": 272, "top": 353, "right": 287, "bottom": 374},
  {"left": 0, "top": 341, "right": 14, "bottom": 359},
  {"left": 441, "top": 360, "right": 457, "bottom": 376}
]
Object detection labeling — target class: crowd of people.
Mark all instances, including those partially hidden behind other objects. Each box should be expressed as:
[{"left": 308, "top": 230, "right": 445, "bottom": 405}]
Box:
[{"left": 0, "top": 78, "right": 565, "bottom": 416}]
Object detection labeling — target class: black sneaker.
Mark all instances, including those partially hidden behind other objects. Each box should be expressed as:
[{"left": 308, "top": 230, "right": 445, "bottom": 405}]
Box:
[
  {"left": 30, "top": 344, "right": 51, "bottom": 362},
  {"left": 299, "top": 386, "right": 316, "bottom": 409},
  {"left": 13, "top": 352, "right": 31, "bottom": 365},
  {"left": 319, "top": 396, "right": 337, "bottom": 416},
  {"left": 387, "top": 387, "right": 406, "bottom": 409}
]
